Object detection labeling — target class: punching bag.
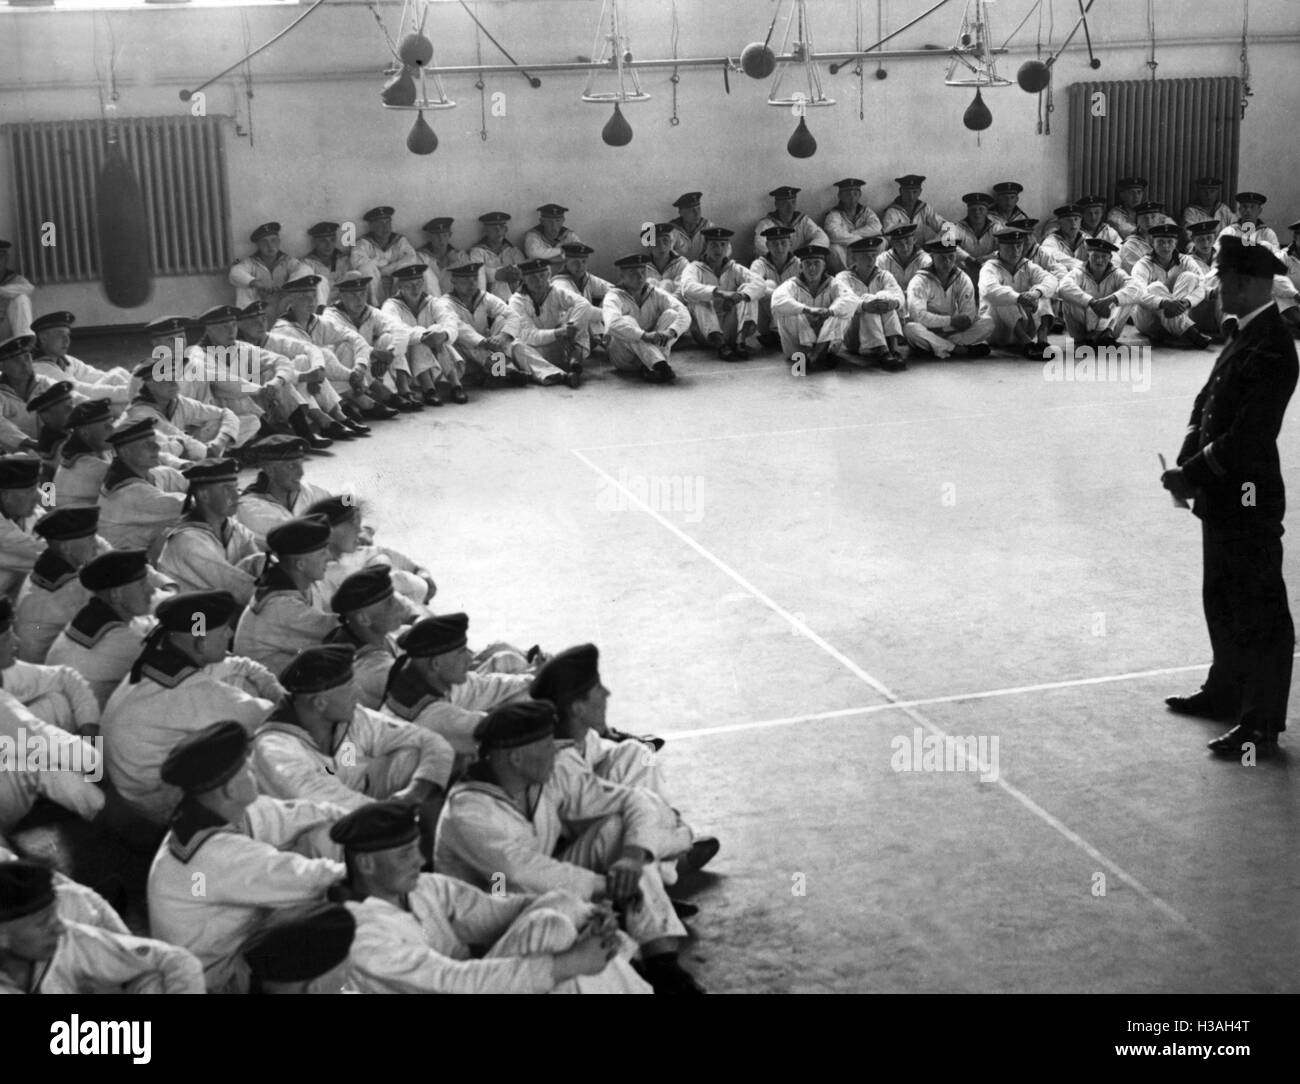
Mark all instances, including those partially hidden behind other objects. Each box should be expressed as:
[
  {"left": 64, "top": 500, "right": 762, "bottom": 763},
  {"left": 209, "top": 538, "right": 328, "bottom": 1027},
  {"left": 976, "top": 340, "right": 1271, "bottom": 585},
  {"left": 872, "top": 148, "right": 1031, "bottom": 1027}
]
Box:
[{"left": 96, "top": 127, "right": 153, "bottom": 308}]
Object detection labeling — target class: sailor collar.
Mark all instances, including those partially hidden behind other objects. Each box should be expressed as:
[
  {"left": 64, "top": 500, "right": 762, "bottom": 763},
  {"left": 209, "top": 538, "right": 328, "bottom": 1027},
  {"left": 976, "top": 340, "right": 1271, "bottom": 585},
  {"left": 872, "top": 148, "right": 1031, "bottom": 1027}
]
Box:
[
  {"left": 30, "top": 549, "right": 80, "bottom": 592},
  {"left": 64, "top": 597, "right": 129, "bottom": 649},
  {"left": 382, "top": 663, "right": 443, "bottom": 720}
]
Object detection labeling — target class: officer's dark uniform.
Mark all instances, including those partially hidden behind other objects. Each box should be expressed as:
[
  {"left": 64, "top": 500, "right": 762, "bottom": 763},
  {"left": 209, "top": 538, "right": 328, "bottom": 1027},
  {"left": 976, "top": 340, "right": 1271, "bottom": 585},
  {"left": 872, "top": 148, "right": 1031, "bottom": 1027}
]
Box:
[{"left": 1176, "top": 243, "right": 1299, "bottom": 745}]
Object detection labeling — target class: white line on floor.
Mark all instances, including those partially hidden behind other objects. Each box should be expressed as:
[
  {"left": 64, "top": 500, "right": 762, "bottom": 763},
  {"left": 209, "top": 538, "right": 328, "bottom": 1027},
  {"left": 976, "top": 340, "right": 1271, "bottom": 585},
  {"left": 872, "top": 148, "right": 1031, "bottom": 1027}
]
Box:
[
  {"left": 664, "top": 658, "right": 1284, "bottom": 740},
  {"left": 571, "top": 446, "right": 1210, "bottom": 944},
  {"left": 573, "top": 394, "right": 1189, "bottom": 453}
]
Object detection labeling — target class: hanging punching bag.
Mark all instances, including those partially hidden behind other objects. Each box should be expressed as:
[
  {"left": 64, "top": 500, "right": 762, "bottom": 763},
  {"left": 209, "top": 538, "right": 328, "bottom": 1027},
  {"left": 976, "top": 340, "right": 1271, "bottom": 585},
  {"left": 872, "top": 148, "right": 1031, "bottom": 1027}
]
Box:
[{"left": 96, "top": 121, "right": 153, "bottom": 309}]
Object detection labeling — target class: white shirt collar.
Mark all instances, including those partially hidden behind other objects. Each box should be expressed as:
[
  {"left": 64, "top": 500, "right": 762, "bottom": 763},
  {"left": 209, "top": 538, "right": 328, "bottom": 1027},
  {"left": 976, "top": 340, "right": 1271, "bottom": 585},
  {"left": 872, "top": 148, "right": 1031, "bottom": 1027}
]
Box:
[{"left": 1233, "top": 300, "right": 1276, "bottom": 333}]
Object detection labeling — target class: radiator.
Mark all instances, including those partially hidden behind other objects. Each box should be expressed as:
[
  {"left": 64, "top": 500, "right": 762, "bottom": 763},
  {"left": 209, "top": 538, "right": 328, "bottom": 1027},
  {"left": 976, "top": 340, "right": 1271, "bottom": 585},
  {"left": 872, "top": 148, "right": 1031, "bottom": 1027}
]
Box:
[
  {"left": 1067, "top": 77, "right": 1241, "bottom": 213},
  {"left": 3, "top": 115, "right": 232, "bottom": 284}
]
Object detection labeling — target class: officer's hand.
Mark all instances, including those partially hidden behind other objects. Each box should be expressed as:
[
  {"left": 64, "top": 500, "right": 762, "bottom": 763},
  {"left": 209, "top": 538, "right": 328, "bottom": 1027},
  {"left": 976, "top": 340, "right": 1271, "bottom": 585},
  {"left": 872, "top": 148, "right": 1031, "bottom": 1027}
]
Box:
[
  {"left": 1021, "top": 290, "right": 1041, "bottom": 305},
  {"left": 371, "top": 348, "right": 394, "bottom": 365},
  {"left": 1088, "top": 298, "right": 1109, "bottom": 316},
  {"left": 642, "top": 331, "right": 664, "bottom": 346},
  {"left": 950, "top": 313, "right": 973, "bottom": 331},
  {"left": 205, "top": 441, "right": 228, "bottom": 459},
  {"left": 423, "top": 330, "right": 449, "bottom": 349},
  {"left": 1161, "top": 468, "right": 1196, "bottom": 502}
]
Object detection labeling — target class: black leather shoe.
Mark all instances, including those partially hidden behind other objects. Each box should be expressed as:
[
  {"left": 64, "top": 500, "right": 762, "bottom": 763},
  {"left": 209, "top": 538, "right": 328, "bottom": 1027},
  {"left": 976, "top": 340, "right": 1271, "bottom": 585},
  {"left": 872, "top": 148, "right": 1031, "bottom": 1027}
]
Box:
[
  {"left": 364, "top": 403, "right": 401, "bottom": 420},
  {"left": 303, "top": 433, "right": 334, "bottom": 453},
  {"left": 422, "top": 389, "right": 443, "bottom": 407},
  {"left": 639, "top": 956, "right": 706, "bottom": 995},
  {"left": 321, "top": 422, "right": 355, "bottom": 441},
  {"left": 565, "top": 370, "right": 582, "bottom": 389},
  {"left": 671, "top": 899, "right": 700, "bottom": 920},
  {"left": 344, "top": 419, "right": 372, "bottom": 436},
  {"left": 1165, "top": 693, "right": 1235, "bottom": 721},
  {"left": 395, "top": 395, "right": 424, "bottom": 412},
  {"left": 879, "top": 353, "right": 907, "bottom": 372},
  {"left": 676, "top": 836, "right": 720, "bottom": 876},
  {"left": 1207, "top": 725, "right": 1278, "bottom": 756},
  {"left": 449, "top": 386, "right": 469, "bottom": 405},
  {"left": 965, "top": 343, "right": 991, "bottom": 357}
]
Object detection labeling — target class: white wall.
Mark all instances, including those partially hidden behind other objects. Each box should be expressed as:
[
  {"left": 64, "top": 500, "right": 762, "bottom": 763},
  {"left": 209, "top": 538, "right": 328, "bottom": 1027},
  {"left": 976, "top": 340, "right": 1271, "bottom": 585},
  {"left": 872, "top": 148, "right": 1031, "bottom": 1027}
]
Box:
[{"left": 1, "top": 0, "right": 1296, "bottom": 326}]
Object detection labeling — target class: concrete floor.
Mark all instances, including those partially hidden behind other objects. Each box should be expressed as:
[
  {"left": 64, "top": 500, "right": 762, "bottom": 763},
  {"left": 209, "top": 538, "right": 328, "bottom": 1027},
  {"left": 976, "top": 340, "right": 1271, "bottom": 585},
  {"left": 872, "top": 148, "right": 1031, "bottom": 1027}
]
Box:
[{"left": 84, "top": 329, "right": 1300, "bottom": 992}]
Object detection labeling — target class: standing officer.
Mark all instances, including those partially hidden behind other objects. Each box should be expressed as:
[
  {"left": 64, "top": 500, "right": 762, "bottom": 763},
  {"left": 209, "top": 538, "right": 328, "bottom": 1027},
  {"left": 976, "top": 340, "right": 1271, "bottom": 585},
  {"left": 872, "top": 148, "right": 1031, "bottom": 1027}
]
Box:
[{"left": 1161, "top": 237, "right": 1298, "bottom": 756}]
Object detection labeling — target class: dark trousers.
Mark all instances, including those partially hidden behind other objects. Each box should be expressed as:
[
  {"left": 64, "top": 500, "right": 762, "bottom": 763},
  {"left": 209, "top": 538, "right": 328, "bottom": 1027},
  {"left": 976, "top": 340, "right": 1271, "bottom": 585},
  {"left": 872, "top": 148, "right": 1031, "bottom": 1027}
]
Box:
[{"left": 1200, "top": 520, "right": 1295, "bottom": 733}]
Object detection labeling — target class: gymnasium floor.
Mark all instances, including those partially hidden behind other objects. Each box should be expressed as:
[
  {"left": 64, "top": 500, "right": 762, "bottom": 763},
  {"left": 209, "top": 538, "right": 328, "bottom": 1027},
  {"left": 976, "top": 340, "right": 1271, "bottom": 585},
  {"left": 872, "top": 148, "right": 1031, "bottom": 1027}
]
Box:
[{"left": 90, "top": 328, "right": 1300, "bottom": 993}]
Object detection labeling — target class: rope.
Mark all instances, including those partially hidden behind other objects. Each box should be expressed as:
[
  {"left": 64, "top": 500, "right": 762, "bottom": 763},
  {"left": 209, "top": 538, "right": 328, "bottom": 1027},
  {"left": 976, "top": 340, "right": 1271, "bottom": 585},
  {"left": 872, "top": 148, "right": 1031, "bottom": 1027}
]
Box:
[
  {"left": 669, "top": 0, "right": 681, "bottom": 125},
  {"left": 1044, "top": 0, "right": 1055, "bottom": 134},
  {"left": 240, "top": 8, "right": 256, "bottom": 148},
  {"left": 366, "top": 1, "right": 403, "bottom": 65},
  {"left": 1240, "top": 0, "right": 1252, "bottom": 117},
  {"left": 1146, "top": 0, "right": 1158, "bottom": 79},
  {"left": 475, "top": 20, "right": 488, "bottom": 140},
  {"left": 855, "top": 0, "right": 864, "bottom": 120},
  {"left": 457, "top": 0, "right": 541, "bottom": 88},
  {"left": 877, "top": 0, "right": 886, "bottom": 76},
  {"left": 998, "top": 0, "right": 1042, "bottom": 51},
  {"left": 830, "top": 0, "right": 957, "bottom": 74},
  {"left": 761, "top": 1, "right": 781, "bottom": 50},
  {"left": 182, "top": 0, "right": 327, "bottom": 101}
]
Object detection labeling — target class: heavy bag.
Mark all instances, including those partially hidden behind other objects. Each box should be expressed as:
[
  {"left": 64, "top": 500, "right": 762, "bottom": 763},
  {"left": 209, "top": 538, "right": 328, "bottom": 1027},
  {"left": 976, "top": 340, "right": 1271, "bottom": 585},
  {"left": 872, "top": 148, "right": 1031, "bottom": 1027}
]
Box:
[{"left": 96, "top": 137, "right": 153, "bottom": 308}]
